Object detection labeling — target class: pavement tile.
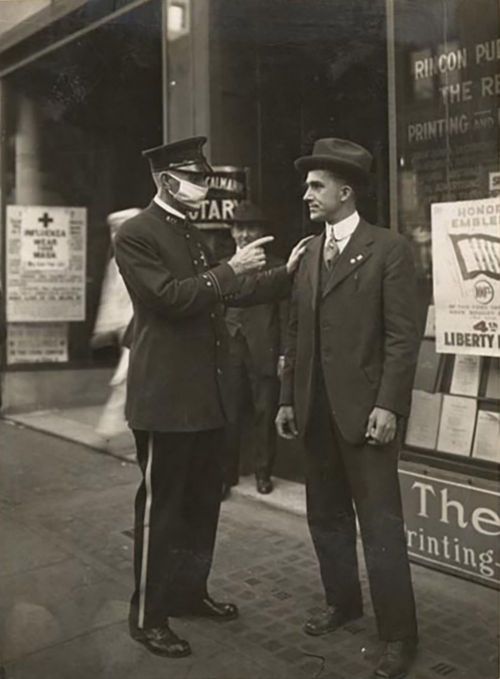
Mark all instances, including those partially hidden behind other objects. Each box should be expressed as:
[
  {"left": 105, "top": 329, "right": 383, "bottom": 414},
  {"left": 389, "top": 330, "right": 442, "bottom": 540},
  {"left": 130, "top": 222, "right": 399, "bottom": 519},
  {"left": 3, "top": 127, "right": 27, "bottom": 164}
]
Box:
[
  {"left": 0, "top": 421, "right": 498, "bottom": 679},
  {"left": 0, "top": 558, "right": 128, "bottom": 662},
  {"left": 0, "top": 516, "right": 70, "bottom": 578}
]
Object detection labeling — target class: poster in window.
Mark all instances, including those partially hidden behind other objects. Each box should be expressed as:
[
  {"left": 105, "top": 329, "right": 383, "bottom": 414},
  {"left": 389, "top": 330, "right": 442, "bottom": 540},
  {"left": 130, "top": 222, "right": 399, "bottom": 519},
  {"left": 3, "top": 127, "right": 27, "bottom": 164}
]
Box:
[
  {"left": 450, "top": 355, "right": 481, "bottom": 396},
  {"left": 431, "top": 198, "right": 500, "bottom": 357},
  {"left": 405, "top": 390, "right": 443, "bottom": 450},
  {"left": 472, "top": 410, "right": 500, "bottom": 462},
  {"left": 6, "top": 206, "right": 87, "bottom": 322},
  {"left": 7, "top": 323, "right": 68, "bottom": 365},
  {"left": 436, "top": 394, "right": 477, "bottom": 456}
]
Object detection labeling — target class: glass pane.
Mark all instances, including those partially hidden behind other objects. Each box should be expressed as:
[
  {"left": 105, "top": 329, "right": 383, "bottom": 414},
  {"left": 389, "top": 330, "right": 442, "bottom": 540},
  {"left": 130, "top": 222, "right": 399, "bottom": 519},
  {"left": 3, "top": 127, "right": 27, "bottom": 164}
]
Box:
[{"left": 3, "top": 0, "right": 163, "bottom": 367}]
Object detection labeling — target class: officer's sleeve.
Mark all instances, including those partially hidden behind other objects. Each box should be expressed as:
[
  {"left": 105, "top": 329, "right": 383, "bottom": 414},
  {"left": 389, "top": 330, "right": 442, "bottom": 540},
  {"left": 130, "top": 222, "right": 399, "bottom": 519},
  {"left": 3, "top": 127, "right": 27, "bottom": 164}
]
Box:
[
  {"left": 115, "top": 230, "right": 239, "bottom": 318},
  {"left": 222, "top": 265, "right": 291, "bottom": 307}
]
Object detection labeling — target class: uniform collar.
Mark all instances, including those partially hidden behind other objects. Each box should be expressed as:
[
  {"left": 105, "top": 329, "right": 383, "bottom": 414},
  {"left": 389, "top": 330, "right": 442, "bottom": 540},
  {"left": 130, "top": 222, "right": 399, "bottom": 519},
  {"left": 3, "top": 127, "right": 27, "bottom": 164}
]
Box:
[
  {"left": 326, "top": 210, "right": 360, "bottom": 241},
  {"left": 153, "top": 193, "right": 187, "bottom": 220}
]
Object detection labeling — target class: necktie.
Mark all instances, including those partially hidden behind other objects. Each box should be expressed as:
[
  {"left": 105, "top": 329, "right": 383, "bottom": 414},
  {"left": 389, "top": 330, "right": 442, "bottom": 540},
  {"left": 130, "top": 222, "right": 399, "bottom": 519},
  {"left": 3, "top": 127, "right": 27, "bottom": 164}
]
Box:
[{"left": 324, "top": 234, "right": 340, "bottom": 269}]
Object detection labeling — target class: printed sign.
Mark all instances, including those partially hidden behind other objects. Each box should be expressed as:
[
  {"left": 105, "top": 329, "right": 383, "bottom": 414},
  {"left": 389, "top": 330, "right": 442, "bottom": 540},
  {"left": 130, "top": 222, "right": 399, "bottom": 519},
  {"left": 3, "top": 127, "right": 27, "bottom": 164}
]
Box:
[
  {"left": 189, "top": 166, "right": 248, "bottom": 229},
  {"left": 431, "top": 198, "right": 500, "bottom": 356},
  {"left": 400, "top": 467, "right": 500, "bottom": 589},
  {"left": 7, "top": 323, "right": 68, "bottom": 365},
  {"left": 394, "top": 2, "right": 499, "bottom": 280},
  {"left": 6, "top": 206, "right": 86, "bottom": 322}
]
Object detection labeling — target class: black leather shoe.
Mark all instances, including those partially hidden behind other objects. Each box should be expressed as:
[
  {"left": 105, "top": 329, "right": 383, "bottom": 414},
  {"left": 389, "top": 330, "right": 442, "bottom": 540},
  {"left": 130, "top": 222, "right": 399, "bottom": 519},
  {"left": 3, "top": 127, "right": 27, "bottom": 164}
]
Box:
[
  {"left": 129, "top": 624, "right": 191, "bottom": 658},
  {"left": 374, "top": 639, "right": 418, "bottom": 678},
  {"left": 256, "top": 474, "right": 273, "bottom": 494},
  {"left": 191, "top": 596, "right": 239, "bottom": 621},
  {"left": 304, "top": 606, "right": 362, "bottom": 636}
]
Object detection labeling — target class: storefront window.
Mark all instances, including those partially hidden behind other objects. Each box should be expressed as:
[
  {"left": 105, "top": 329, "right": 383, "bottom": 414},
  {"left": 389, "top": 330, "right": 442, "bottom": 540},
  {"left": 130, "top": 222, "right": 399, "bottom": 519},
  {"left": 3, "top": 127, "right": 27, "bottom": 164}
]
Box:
[
  {"left": 392, "top": 0, "right": 500, "bottom": 471},
  {"left": 2, "top": 0, "right": 163, "bottom": 368}
]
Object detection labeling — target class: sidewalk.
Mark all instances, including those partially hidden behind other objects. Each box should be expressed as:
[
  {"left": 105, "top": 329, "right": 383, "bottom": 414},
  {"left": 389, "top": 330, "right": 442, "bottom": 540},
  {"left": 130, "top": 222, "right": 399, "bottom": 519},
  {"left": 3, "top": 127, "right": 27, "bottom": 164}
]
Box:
[{"left": 0, "top": 419, "right": 498, "bottom": 679}]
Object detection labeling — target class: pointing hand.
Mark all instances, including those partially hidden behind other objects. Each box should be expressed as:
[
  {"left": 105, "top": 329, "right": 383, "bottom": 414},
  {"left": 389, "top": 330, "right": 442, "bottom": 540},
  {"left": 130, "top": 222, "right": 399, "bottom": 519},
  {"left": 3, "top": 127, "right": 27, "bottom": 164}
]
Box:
[{"left": 228, "top": 236, "right": 275, "bottom": 275}]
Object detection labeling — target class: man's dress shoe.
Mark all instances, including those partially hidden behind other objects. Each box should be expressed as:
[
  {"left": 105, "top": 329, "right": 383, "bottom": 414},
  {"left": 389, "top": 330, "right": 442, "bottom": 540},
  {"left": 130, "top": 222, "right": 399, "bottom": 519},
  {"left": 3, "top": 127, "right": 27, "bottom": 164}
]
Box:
[
  {"left": 304, "top": 606, "right": 362, "bottom": 636},
  {"left": 374, "top": 639, "right": 418, "bottom": 679},
  {"left": 191, "top": 596, "right": 239, "bottom": 621},
  {"left": 129, "top": 624, "right": 191, "bottom": 657},
  {"left": 256, "top": 475, "right": 273, "bottom": 494}
]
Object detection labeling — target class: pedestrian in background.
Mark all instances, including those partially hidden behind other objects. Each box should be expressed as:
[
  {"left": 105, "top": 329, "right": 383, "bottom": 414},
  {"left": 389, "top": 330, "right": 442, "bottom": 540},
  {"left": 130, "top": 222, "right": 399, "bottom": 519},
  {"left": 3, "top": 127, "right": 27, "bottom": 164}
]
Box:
[
  {"left": 92, "top": 209, "right": 138, "bottom": 439},
  {"left": 0, "top": 284, "right": 6, "bottom": 410},
  {"left": 276, "top": 138, "right": 420, "bottom": 679},
  {"left": 115, "top": 136, "right": 310, "bottom": 659},
  {"left": 224, "top": 201, "right": 288, "bottom": 496}
]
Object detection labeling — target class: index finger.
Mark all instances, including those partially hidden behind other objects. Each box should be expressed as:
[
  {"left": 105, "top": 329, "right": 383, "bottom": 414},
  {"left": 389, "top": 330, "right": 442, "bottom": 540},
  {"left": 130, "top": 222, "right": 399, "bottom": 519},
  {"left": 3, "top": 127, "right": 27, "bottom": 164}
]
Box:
[{"left": 244, "top": 236, "right": 275, "bottom": 249}]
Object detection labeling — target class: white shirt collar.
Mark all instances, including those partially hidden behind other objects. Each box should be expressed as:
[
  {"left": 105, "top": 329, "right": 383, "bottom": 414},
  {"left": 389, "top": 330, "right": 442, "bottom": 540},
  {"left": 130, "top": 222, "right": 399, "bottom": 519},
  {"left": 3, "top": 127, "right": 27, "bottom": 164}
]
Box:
[
  {"left": 326, "top": 210, "right": 360, "bottom": 241},
  {"left": 153, "top": 193, "right": 186, "bottom": 220}
]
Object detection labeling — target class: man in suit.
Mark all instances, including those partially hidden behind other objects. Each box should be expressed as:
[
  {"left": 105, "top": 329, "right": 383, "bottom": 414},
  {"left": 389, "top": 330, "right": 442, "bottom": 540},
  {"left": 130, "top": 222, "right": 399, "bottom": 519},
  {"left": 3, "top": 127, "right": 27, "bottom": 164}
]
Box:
[
  {"left": 276, "top": 138, "right": 420, "bottom": 679},
  {"left": 224, "top": 201, "right": 288, "bottom": 496},
  {"left": 115, "top": 136, "right": 310, "bottom": 659}
]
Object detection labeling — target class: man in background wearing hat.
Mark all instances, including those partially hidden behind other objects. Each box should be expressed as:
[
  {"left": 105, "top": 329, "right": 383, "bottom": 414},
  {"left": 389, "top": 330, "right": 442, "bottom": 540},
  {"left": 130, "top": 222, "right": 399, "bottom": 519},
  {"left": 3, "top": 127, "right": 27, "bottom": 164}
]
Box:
[
  {"left": 223, "top": 201, "right": 288, "bottom": 496},
  {"left": 115, "top": 136, "right": 310, "bottom": 659},
  {"left": 276, "top": 138, "right": 420, "bottom": 679}
]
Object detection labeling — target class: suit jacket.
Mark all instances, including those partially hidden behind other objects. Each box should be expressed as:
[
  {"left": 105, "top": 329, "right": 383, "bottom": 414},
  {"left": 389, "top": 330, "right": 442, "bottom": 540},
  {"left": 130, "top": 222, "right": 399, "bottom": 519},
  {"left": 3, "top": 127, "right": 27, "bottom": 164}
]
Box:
[
  {"left": 280, "top": 219, "right": 420, "bottom": 444},
  {"left": 115, "top": 201, "right": 290, "bottom": 432},
  {"left": 225, "top": 254, "right": 289, "bottom": 376}
]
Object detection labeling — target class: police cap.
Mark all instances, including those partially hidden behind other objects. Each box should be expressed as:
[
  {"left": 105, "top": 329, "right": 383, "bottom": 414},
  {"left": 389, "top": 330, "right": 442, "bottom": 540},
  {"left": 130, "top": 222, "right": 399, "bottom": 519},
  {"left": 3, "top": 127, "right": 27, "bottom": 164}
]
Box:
[{"left": 142, "top": 136, "right": 212, "bottom": 174}]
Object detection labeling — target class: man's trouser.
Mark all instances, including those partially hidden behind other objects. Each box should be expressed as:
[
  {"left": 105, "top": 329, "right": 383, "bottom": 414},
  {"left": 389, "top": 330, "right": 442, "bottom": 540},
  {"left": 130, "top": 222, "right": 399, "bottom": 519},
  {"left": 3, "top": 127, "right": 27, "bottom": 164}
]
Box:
[
  {"left": 304, "top": 371, "right": 418, "bottom": 642},
  {"left": 129, "top": 428, "right": 224, "bottom": 630}
]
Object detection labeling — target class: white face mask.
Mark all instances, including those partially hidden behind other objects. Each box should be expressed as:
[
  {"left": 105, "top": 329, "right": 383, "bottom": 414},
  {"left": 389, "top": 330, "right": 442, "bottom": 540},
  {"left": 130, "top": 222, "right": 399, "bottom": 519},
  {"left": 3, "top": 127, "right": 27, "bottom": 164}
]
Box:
[{"left": 166, "top": 171, "right": 208, "bottom": 208}]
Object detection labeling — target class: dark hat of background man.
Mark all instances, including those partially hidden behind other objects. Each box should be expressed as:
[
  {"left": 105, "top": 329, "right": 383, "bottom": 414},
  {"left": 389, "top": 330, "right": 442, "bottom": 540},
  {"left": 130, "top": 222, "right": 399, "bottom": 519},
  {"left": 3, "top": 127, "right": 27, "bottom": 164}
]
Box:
[
  {"left": 232, "top": 200, "right": 267, "bottom": 225},
  {"left": 295, "top": 138, "right": 372, "bottom": 181},
  {"left": 142, "top": 136, "right": 212, "bottom": 174}
]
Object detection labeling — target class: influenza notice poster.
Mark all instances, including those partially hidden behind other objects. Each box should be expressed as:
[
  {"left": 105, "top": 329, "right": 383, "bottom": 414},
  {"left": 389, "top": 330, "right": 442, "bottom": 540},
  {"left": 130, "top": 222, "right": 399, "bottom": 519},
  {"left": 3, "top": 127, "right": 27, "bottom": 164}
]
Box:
[
  {"left": 6, "top": 206, "right": 86, "bottom": 322},
  {"left": 431, "top": 197, "right": 500, "bottom": 356}
]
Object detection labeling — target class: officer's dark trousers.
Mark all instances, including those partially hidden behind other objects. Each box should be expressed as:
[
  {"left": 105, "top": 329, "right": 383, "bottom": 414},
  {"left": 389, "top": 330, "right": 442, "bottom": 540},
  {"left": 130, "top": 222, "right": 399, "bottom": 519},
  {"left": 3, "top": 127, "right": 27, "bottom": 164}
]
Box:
[
  {"left": 304, "top": 372, "right": 418, "bottom": 642},
  {"left": 224, "top": 332, "right": 279, "bottom": 484},
  {"left": 129, "top": 428, "right": 224, "bottom": 630}
]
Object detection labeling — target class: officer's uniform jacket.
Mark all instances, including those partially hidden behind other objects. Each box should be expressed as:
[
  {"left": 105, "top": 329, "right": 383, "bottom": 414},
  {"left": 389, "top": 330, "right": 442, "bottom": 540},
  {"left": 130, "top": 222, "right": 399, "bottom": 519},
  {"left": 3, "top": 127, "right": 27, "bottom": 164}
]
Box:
[
  {"left": 115, "top": 201, "right": 289, "bottom": 432},
  {"left": 225, "top": 253, "right": 289, "bottom": 377},
  {"left": 280, "top": 219, "right": 420, "bottom": 444}
]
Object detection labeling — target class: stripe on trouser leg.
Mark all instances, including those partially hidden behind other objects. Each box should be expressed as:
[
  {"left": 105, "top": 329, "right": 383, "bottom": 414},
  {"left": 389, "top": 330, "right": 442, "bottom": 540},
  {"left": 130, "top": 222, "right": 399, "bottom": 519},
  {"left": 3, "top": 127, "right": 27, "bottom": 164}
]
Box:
[{"left": 138, "top": 432, "right": 154, "bottom": 629}]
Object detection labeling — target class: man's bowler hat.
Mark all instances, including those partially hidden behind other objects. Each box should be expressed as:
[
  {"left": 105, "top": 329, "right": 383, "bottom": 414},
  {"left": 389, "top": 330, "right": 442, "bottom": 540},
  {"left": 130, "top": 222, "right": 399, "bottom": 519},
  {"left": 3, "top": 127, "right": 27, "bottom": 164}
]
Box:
[
  {"left": 295, "top": 138, "right": 372, "bottom": 181},
  {"left": 142, "top": 136, "right": 212, "bottom": 174},
  {"left": 232, "top": 201, "right": 267, "bottom": 225}
]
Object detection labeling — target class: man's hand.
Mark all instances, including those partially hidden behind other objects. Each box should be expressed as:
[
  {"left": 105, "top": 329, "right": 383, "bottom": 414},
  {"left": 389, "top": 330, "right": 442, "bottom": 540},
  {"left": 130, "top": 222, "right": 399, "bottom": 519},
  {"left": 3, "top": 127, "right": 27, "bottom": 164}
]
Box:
[
  {"left": 228, "top": 236, "right": 274, "bottom": 275},
  {"left": 275, "top": 405, "right": 298, "bottom": 439},
  {"left": 365, "top": 407, "right": 397, "bottom": 446},
  {"left": 286, "top": 235, "right": 315, "bottom": 274}
]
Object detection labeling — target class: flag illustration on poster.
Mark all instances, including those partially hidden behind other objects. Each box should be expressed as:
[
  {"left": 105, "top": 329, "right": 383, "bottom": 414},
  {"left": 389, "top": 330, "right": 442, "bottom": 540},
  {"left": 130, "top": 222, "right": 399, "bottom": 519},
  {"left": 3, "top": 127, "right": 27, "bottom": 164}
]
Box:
[{"left": 431, "top": 197, "right": 500, "bottom": 357}]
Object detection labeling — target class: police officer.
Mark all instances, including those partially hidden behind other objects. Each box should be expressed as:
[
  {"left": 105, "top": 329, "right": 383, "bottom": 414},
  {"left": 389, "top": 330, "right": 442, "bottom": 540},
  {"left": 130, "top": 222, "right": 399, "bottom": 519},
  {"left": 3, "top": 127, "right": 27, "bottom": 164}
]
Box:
[{"left": 115, "top": 136, "right": 310, "bottom": 658}]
